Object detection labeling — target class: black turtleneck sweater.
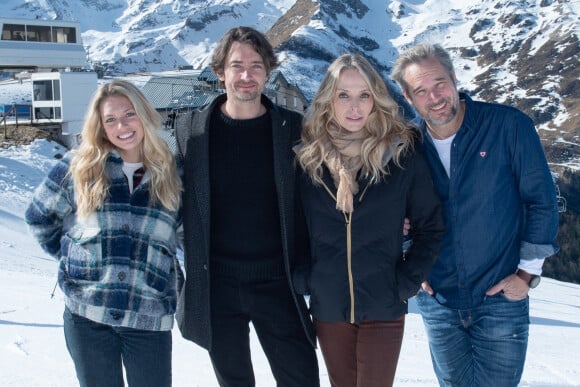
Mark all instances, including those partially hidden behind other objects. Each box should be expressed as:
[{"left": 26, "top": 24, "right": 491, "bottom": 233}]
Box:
[{"left": 208, "top": 106, "right": 284, "bottom": 280}]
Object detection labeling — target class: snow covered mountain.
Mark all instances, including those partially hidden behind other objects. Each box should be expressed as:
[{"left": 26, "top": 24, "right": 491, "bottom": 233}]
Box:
[{"left": 2, "top": 0, "right": 579, "bottom": 167}]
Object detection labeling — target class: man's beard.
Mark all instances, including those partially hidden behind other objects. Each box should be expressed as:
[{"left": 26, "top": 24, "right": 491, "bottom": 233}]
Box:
[
  {"left": 232, "top": 82, "right": 260, "bottom": 103},
  {"left": 425, "top": 97, "right": 458, "bottom": 127}
]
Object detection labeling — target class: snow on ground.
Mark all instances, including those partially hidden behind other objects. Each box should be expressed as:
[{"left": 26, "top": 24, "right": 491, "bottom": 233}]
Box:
[{"left": 1, "top": 139, "right": 579, "bottom": 386}]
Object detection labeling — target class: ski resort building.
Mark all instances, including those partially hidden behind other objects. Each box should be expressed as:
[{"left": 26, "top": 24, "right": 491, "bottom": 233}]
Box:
[{"left": 0, "top": 17, "right": 87, "bottom": 72}]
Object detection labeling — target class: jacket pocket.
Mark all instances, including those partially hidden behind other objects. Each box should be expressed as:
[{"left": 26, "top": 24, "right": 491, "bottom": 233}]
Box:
[
  {"left": 61, "top": 226, "right": 103, "bottom": 282},
  {"left": 144, "top": 240, "right": 176, "bottom": 293}
]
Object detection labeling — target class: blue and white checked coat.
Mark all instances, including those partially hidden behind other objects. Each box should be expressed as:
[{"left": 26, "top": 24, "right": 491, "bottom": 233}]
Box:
[{"left": 25, "top": 152, "right": 181, "bottom": 331}]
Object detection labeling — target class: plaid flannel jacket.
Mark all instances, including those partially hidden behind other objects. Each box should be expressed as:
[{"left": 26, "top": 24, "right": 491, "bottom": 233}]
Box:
[{"left": 25, "top": 152, "right": 181, "bottom": 331}]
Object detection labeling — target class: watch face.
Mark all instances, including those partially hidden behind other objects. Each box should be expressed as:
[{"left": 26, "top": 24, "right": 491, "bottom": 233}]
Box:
[{"left": 529, "top": 275, "right": 541, "bottom": 289}]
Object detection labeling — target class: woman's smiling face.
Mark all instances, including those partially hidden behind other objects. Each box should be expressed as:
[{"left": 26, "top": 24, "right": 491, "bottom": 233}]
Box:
[{"left": 101, "top": 95, "right": 144, "bottom": 163}]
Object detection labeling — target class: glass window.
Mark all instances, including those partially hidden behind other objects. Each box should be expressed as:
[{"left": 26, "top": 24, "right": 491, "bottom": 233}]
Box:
[
  {"left": 26, "top": 25, "right": 51, "bottom": 42},
  {"left": 53, "top": 80, "right": 61, "bottom": 100},
  {"left": 34, "top": 107, "right": 61, "bottom": 120},
  {"left": 35, "top": 107, "right": 53, "bottom": 119},
  {"left": 32, "top": 80, "right": 62, "bottom": 101},
  {"left": 1, "top": 24, "right": 26, "bottom": 41},
  {"left": 52, "top": 27, "right": 77, "bottom": 44}
]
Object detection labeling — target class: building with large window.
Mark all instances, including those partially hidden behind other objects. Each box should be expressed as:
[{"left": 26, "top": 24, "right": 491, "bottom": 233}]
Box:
[
  {"left": 0, "top": 17, "right": 87, "bottom": 72},
  {"left": 31, "top": 71, "right": 97, "bottom": 147}
]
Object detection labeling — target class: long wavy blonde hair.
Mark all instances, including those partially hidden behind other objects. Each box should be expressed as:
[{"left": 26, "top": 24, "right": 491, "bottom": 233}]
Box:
[
  {"left": 70, "top": 79, "right": 182, "bottom": 218},
  {"left": 297, "top": 53, "right": 414, "bottom": 185}
]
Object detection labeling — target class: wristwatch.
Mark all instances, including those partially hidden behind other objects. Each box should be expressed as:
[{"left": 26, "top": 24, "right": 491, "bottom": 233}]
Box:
[{"left": 516, "top": 269, "right": 541, "bottom": 289}]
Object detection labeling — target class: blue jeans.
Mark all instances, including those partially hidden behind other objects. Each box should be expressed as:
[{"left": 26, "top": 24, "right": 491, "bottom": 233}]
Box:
[
  {"left": 415, "top": 290, "right": 529, "bottom": 387},
  {"left": 63, "top": 308, "right": 172, "bottom": 387}
]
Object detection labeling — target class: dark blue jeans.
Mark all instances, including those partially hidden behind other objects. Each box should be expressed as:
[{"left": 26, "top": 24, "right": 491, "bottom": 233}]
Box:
[
  {"left": 63, "top": 308, "right": 172, "bottom": 387},
  {"left": 209, "top": 273, "right": 319, "bottom": 387},
  {"left": 415, "top": 290, "right": 529, "bottom": 387}
]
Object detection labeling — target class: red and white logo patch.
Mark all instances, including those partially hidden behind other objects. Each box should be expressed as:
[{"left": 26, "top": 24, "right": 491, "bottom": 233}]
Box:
[{"left": 479, "top": 151, "right": 487, "bottom": 158}]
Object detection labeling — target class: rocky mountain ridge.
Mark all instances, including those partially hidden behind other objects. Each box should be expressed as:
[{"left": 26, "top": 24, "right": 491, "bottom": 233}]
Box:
[{"left": 3, "top": 0, "right": 578, "bottom": 168}]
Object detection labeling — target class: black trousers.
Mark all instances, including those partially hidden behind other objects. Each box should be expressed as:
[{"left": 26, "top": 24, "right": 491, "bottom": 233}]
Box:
[{"left": 209, "top": 272, "right": 319, "bottom": 387}]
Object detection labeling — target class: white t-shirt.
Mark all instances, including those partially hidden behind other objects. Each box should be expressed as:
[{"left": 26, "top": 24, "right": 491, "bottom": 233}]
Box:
[
  {"left": 122, "top": 161, "right": 144, "bottom": 194},
  {"left": 427, "top": 131, "right": 546, "bottom": 275},
  {"left": 428, "top": 132, "right": 455, "bottom": 177}
]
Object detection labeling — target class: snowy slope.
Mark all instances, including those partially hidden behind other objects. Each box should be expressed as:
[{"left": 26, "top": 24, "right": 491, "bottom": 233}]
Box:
[{"left": 0, "top": 140, "right": 579, "bottom": 386}]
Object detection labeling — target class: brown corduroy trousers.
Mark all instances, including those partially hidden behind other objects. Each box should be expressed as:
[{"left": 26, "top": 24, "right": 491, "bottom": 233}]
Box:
[{"left": 315, "top": 316, "right": 405, "bottom": 387}]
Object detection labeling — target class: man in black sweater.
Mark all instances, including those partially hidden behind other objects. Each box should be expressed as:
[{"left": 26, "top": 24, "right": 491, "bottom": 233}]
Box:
[{"left": 174, "top": 26, "right": 319, "bottom": 387}]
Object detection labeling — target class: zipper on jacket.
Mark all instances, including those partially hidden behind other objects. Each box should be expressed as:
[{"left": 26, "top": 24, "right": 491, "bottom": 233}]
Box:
[
  {"left": 358, "top": 180, "right": 371, "bottom": 203},
  {"left": 344, "top": 211, "right": 355, "bottom": 323},
  {"left": 320, "top": 180, "right": 357, "bottom": 323}
]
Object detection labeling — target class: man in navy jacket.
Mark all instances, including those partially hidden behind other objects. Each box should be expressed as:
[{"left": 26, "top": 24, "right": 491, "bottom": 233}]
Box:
[{"left": 391, "top": 43, "right": 559, "bottom": 387}]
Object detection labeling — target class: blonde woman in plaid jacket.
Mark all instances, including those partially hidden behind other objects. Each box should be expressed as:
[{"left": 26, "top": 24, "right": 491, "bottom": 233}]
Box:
[{"left": 25, "top": 80, "right": 182, "bottom": 387}]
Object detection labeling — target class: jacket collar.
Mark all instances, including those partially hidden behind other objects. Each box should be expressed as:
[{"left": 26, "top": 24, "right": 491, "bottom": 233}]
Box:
[{"left": 381, "top": 137, "right": 404, "bottom": 167}]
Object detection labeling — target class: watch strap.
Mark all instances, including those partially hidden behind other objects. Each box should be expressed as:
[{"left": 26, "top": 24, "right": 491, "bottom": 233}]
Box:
[{"left": 516, "top": 269, "right": 540, "bottom": 288}]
